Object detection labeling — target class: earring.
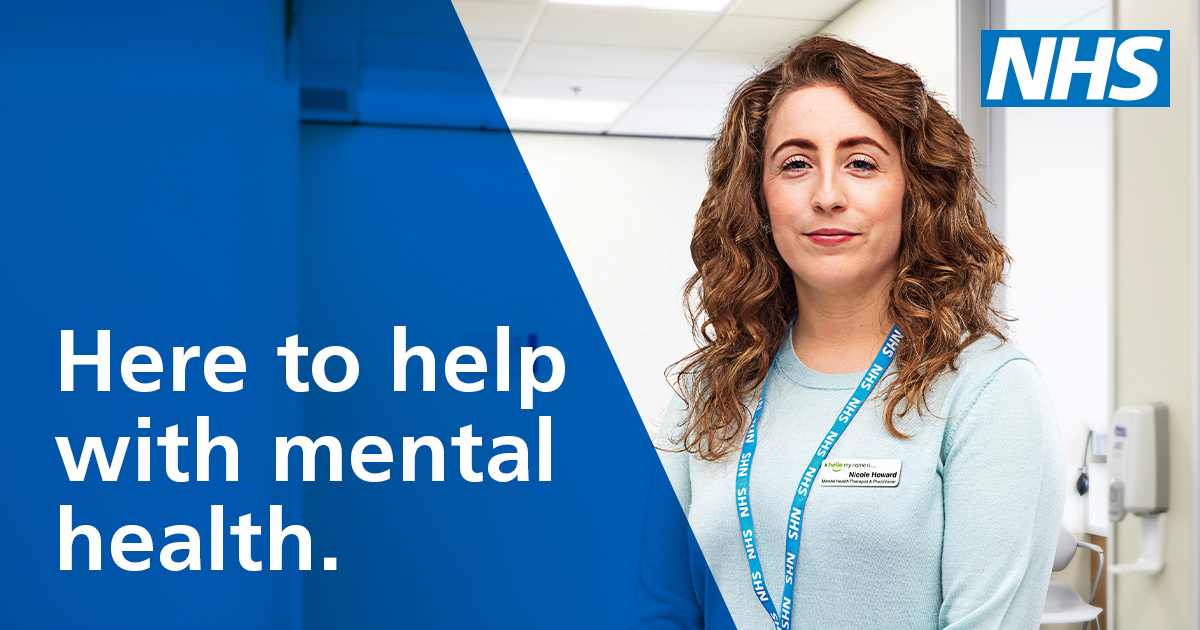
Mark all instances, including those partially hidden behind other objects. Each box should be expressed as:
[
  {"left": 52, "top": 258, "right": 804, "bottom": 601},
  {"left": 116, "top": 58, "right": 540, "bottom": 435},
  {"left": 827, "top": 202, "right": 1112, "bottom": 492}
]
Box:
[{"left": 761, "top": 221, "right": 771, "bottom": 233}]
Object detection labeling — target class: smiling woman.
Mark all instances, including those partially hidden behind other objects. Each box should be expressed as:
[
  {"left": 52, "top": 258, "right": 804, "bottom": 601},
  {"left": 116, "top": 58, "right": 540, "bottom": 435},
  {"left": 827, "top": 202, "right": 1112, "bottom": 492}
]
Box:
[{"left": 632, "top": 36, "right": 1066, "bottom": 630}]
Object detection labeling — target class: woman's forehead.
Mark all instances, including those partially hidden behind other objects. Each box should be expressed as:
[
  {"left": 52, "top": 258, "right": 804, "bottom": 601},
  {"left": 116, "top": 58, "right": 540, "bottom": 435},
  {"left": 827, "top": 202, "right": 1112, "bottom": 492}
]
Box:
[{"left": 766, "top": 86, "right": 893, "bottom": 149}]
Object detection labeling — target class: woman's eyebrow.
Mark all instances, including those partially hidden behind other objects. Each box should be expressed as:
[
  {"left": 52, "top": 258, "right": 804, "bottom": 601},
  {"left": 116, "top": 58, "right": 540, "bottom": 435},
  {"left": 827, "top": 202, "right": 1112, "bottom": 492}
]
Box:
[
  {"left": 838, "top": 136, "right": 890, "bottom": 155},
  {"left": 770, "top": 138, "right": 816, "bottom": 159},
  {"left": 770, "top": 136, "right": 890, "bottom": 159}
]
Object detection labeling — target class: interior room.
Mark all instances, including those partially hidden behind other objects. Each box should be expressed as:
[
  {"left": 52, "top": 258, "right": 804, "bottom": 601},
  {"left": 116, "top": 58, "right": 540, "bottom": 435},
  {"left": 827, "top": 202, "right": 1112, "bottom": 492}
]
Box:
[{"left": 288, "top": 0, "right": 1197, "bottom": 627}]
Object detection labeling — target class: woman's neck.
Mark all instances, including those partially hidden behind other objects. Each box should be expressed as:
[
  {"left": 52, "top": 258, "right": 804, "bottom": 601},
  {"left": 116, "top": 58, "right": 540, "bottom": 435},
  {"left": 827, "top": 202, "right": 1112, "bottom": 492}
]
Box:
[{"left": 791, "top": 278, "right": 893, "bottom": 374}]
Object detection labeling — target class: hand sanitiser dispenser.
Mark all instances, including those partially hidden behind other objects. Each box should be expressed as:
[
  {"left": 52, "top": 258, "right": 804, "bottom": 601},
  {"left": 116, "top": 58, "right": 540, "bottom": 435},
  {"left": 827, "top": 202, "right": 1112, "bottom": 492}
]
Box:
[{"left": 1109, "top": 403, "right": 1169, "bottom": 575}]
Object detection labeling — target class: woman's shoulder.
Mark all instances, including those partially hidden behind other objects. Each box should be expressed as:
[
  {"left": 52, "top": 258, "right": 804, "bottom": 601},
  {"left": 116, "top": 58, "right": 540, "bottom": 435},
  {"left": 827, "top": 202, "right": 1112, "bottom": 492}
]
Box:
[
  {"left": 954, "top": 332, "right": 1031, "bottom": 372},
  {"left": 935, "top": 333, "right": 1063, "bottom": 474},
  {"left": 938, "top": 333, "right": 1050, "bottom": 418},
  {"left": 948, "top": 331, "right": 1040, "bottom": 381}
]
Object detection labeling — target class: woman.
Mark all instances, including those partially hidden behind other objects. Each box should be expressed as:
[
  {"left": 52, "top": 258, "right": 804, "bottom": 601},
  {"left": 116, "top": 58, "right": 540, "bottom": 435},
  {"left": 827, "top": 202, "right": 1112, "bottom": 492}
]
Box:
[{"left": 633, "top": 36, "right": 1065, "bottom": 629}]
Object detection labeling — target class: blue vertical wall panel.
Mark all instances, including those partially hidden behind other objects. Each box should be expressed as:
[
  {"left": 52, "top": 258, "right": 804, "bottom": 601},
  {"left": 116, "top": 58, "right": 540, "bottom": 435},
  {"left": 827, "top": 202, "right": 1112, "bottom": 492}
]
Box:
[{"left": 0, "top": 1, "right": 302, "bottom": 628}]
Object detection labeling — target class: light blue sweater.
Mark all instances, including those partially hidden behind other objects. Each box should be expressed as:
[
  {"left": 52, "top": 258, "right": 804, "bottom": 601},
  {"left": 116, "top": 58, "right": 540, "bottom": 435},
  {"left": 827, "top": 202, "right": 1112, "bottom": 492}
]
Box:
[{"left": 655, "top": 333, "right": 1066, "bottom": 629}]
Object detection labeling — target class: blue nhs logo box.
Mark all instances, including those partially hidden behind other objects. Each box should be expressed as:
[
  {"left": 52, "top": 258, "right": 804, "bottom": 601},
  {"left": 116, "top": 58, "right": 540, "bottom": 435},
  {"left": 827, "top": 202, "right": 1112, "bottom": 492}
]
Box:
[{"left": 981, "top": 31, "right": 1169, "bottom": 107}]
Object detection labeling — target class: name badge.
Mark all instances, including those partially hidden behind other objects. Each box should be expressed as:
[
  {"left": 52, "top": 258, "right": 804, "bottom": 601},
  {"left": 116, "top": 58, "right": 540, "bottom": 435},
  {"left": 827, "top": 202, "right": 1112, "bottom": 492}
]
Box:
[{"left": 817, "top": 459, "right": 902, "bottom": 487}]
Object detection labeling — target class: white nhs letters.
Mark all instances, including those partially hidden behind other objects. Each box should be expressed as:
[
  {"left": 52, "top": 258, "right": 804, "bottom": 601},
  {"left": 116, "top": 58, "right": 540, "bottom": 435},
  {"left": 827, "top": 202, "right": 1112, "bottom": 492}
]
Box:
[{"left": 986, "top": 35, "right": 1163, "bottom": 101}]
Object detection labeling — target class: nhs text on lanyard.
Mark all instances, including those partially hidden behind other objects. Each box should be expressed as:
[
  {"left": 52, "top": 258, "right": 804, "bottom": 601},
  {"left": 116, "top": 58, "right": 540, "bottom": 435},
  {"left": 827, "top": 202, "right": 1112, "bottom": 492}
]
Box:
[{"left": 735, "top": 326, "right": 902, "bottom": 630}]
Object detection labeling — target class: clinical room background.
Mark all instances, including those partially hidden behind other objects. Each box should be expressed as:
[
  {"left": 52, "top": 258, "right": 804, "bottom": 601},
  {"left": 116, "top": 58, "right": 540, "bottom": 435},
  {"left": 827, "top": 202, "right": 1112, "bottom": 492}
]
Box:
[{"left": 1, "top": 1, "right": 1196, "bottom": 629}]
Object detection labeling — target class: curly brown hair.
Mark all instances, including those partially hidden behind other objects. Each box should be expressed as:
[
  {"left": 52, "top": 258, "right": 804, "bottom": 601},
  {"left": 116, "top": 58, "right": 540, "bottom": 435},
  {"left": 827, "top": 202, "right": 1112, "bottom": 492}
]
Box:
[{"left": 672, "top": 35, "right": 1010, "bottom": 461}]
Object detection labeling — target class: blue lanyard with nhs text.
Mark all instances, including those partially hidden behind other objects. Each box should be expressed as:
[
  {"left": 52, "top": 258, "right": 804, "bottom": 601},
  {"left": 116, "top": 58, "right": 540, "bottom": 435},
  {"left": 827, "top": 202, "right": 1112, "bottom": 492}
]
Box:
[{"left": 735, "top": 324, "right": 903, "bottom": 630}]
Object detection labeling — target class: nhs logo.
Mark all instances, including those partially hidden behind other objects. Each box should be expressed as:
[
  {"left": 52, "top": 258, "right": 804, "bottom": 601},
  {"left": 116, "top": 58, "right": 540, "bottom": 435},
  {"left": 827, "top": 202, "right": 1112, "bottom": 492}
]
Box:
[{"left": 982, "top": 31, "right": 1170, "bottom": 107}]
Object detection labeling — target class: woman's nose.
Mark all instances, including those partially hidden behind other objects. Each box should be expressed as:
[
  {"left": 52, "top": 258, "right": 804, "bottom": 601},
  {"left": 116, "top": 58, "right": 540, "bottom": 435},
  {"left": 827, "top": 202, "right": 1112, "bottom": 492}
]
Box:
[{"left": 811, "top": 171, "right": 847, "bottom": 213}]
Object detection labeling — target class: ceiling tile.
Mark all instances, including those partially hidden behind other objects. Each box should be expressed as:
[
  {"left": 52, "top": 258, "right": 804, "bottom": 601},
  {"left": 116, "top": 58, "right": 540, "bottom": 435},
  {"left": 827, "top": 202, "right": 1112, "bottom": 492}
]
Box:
[
  {"left": 533, "top": 5, "right": 713, "bottom": 49},
  {"left": 451, "top": 0, "right": 542, "bottom": 40},
  {"left": 728, "top": 0, "right": 859, "bottom": 21},
  {"left": 468, "top": 37, "right": 523, "bottom": 72},
  {"left": 664, "top": 49, "right": 765, "bottom": 83},
  {"left": 517, "top": 42, "right": 679, "bottom": 78},
  {"left": 485, "top": 71, "right": 506, "bottom": 91},
  {"left": 609, "top": 104, "right": 723, "bottom": 137},
  {"left": 639, "top": 80, "right": 739, "bottom": 110},
  {"left": 505, "top": 73, "right": 654, "bottom": 101},
  {"left": 693, "top": 15, "right": 824, "bottom": 54}
]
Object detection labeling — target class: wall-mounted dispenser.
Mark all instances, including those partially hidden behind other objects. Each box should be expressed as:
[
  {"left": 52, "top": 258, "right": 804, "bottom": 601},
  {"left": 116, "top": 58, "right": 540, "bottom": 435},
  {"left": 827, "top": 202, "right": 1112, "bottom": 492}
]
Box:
[{"left": 1108, "top": 403, "right": 1169, "bottom": 575}]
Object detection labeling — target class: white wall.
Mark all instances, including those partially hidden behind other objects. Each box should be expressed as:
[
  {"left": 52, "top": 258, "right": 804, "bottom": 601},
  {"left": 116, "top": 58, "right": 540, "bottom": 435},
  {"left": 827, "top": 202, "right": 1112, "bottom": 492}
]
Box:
[
  {"left": 821, "top": 0, "right": 958, "bottom": 114},
  {"left": 512, "top": 132, "right": 710, "bottom": 437},
  {"left": 1001, "top": 0, "right": 1113, "bottom": 538}
]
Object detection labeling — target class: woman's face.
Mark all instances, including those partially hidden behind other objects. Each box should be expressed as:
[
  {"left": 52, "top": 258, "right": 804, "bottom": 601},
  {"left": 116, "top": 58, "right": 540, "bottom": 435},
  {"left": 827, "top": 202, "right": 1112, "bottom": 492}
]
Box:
[{"left": 762, "top": 85, "right": 905, "bottom": 298}]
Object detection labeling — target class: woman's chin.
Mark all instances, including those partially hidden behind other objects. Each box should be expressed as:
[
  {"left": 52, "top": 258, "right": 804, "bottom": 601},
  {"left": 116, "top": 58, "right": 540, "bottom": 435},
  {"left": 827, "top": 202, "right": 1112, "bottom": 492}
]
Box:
[{"left": 795, "top": 269, "right": 891, "bottom": 296}]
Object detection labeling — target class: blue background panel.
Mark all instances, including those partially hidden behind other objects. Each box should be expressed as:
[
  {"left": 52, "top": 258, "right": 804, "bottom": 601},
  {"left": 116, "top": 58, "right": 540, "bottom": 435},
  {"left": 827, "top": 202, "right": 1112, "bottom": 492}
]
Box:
[
  {"left": 0, "top": 1, "right": 723, "bottom": 628},
  {"left": 0, "top": 0, "right": 302, "bottom": 628}
]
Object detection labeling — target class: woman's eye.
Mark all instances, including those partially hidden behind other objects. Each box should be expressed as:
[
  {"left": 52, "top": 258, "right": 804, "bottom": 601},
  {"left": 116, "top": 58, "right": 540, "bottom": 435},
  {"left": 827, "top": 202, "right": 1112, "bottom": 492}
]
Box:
[
  {"left": 849, "top": 158, "right": 878, "bottom": 171},
  {"left": 781, "top": 157, "right": 811, "bottom": 171}
]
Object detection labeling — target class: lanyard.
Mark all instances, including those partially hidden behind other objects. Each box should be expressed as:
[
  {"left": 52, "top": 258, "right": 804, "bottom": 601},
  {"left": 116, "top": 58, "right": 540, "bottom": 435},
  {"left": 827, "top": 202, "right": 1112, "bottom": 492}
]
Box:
[{"left": 735, "top": 324, "right": 903, "bottom": 630}]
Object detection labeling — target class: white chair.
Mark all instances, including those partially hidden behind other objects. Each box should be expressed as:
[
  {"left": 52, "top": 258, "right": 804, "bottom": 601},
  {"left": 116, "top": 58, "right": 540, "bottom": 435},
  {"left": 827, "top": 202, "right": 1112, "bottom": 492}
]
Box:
[{"left": 1041, "top": 524, "right": 1104, "bottom": 627}]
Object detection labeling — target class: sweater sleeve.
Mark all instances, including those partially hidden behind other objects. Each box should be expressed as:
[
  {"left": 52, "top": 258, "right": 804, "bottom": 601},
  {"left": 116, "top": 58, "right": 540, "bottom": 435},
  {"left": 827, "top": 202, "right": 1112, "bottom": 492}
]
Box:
[{"left": 939, "top": 359, "right": 1066, "bottom": 629}]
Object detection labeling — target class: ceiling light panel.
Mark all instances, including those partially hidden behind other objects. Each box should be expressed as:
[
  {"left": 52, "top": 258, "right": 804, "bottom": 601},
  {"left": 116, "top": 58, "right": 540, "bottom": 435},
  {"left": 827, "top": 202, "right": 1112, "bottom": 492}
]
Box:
[
  {"left": 499, "top": 97, "right": 628, "bottom": 124},
  {"left": 498, "top": 96, "right": 629, "bottom": 127}
]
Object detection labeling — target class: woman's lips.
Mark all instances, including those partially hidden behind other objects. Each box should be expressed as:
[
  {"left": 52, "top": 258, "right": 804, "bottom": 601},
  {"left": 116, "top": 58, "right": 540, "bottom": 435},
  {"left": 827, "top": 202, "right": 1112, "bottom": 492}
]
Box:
[{"left": 803, "top": 228, "right": 859, "bottom": 246}]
